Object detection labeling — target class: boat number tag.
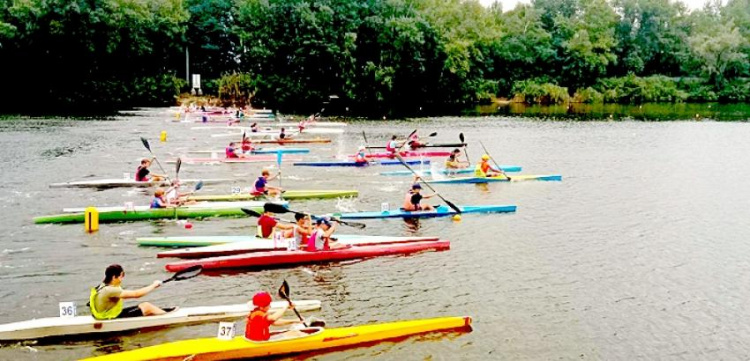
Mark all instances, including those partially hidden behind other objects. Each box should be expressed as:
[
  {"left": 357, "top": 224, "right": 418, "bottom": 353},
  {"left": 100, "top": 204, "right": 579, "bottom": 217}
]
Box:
[
  {"left": 217, "top": 322, "right": 236, "bottom": 340},
  {"left": 59, "top": 302, "right": 76, "bottom": 318},
  {"left": 231, "top": 187, "right": 241, "bottom": 194},
  {"left": 381, "top": 202, "right": 389, "bottom": 212}
]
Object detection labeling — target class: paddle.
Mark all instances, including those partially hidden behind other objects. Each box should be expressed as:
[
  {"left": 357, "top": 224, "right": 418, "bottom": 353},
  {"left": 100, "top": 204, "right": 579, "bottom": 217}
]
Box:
[
  {"left": 241, "top": 208, "right": 295, "bottom": 223},
  {"left": 479, "top": 140, "right": 510, "bottom": 180},
  {"left": 362, "top": 131, "right": 373, "bottom": 157},
  {"left": 140, "top": 137, "right": 170, "bottom": 180},
  {"left": 394, "top": 154, "right": 462, "bottom": 214},
  {"left": 278, "top": 280, "right": 326, "bottom": 327},
  {"left": 397, "top": 129, "right": 418, "bottom": 153},
  {"left": 459, "top": 133, "right": 470, "bottom": 165},
  {"left": 175, "top": 158, "right": 182, "bottom": 179},
  {"left": 163, "top": 265, "right": 203, "bottom": 284},
  {"left": 276, "top": 152, "right": 283, "bottom": 189},
  {"left": 263, "top": 203, "right": 366, "bottom": 229}
]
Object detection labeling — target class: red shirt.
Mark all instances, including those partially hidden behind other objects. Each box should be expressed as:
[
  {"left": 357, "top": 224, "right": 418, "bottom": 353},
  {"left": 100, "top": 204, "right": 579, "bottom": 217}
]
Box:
[
  {"left": 258, "top": 215, "right": 278, "bottom": 238},
  {"left": 245, "top": 309, "right": 272, "bottom": 341}
]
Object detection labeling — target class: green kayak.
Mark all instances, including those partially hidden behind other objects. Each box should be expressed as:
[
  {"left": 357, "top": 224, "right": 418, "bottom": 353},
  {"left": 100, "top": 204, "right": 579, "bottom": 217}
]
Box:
[
  {"left": 34, "top": 201, "right": 287, "bottom": 224},
  {"left": 187, "top": 190, "right": 358, "bottom": 202}
]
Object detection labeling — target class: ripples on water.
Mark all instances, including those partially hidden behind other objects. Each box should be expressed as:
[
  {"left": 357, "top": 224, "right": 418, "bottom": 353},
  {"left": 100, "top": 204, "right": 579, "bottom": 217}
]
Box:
[{"left": 1, "top": 110, "right": 750, "bottom": 359}]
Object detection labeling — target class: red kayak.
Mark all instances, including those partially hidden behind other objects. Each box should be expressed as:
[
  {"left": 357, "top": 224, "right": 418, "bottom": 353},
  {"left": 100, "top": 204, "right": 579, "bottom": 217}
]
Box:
[
  {"left": 255, "top": 139, "right": 332, "bottom": 144},
  {"left": 165, "top": 240, "right": 449, "bottom": 272},
  {"left": 168, "top": 155, "right": 302, "bottom": 164},
  {"left": 349, "top": 151, "right": 451, "bottom": 159}
]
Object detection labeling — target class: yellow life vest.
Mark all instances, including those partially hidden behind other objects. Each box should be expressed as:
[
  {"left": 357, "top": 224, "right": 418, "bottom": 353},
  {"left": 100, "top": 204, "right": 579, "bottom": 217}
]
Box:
[
  {"left": 474, "top": 163, "right": 487, "bottom": 177},
  {"left": 89, "top": 285, "right": 123, "bottom": 320}
]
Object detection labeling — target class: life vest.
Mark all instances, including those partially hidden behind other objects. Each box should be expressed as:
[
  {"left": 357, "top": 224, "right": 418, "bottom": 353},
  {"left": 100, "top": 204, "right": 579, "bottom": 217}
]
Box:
[
  {"left": 354, "top": 151, "right": 367, "bottom": 163},
  {"left": 226, "top": 147, "right": 238, "bottom": 158},
  {"left": 89, "top": 285, "right": 123, "bottom": 320},
  {"left": 307, "top": 230, "right": 329, "bottom": 252},
  {"left": 475, "top": 162, "right": 490, "bottom": 177},
  {"left": 246, "top": 309, "right": 271, "bottom": 341},
  {"left": 386, "top": 141, "right": 397, "bottom": 153}
]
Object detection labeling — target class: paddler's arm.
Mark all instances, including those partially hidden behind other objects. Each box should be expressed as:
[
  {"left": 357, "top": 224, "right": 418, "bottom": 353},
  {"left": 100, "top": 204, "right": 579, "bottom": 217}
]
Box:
[
  {"left": 274, "top": 223, "right": 294, "bottom": 231},
  {"left": 267, "top": 303, "right": 302, "bottom": 325},
  {"left": 423, "top": 193, "right": 437, "bottom": 199},
  {"left": 267, "top": 172, "right": 280, "bottom": 181},
  {"left": 323, "top": 222, "right": 338, "bottom": 238},
  {"left": 120, "top": 280, "right": 162, "bottom": 299}
]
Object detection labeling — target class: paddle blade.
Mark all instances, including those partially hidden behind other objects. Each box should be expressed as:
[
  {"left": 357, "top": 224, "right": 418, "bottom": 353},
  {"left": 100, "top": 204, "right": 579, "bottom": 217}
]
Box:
[
  {"left": 459, "top": 133, "right": 465, "bottom": 143},
  {"left": 194, "top": 180, "right": 204, "bottom": 191},
  {"left": 278, "top": 280, "right": 291, "bottom": 300},
  {"left": 307, "top": 317, "right": 326, "bottom": 327},
  {"left": 175, "top": 158, "right": 182, "bottom": 177},
  {"left": 428, "top": 132, "right": 437, "bottom": 137},
  {"left": 164, "top": 265, "right": 202, "bottom": 283},
  {"left": 140, "top": 137, "right": 151, "bottom": 152},
  {"left": 264, "top": 202, "right": 291, "bottom": 214},
  {"left": 241, "top": 208, "right": 262, "bottom": 217},
  {"left": 443, "top": 199, "right": 462, "bottom": 214}
]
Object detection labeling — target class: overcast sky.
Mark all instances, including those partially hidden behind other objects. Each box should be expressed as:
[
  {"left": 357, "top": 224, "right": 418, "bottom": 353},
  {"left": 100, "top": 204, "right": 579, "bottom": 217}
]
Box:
[{"left": 478, "top": 0, "right": 719, "bottom": 12}]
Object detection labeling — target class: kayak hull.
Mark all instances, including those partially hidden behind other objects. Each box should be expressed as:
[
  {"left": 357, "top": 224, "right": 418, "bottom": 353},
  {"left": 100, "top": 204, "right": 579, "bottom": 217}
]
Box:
[
  {"left": 165, "top": 240, "right": 450, "bottom": 272},
  {"left": 348, "top": 151, "right": 451, "bottom": 159},
  {"left": 367, "top": 143, "right": 466, "bottom": 149},
  {"left": 49, "top": 178, "right": 230, "bottom": 189},
  {"left": 168, "top": 156, "right": 302, "bottom": 164},
  {"left": 138, "top": 234, "right": 431, "bottom": 248},
  {"left": 62, "top": 201, "right": 279, "bottom": 214},
  {"left": 428, "top": 174, "right": 562, "bottom": 184},
  {"left": 155, "top": 236, "right": 441, "bottom": 258},
  {"left": 379, "top": 166, "right": 522, "bottom": 176},
  {"left": 293, "top": 159, "right": 430, "bottom": 167},
  {"left": 0, "top": 300, "right": 320, "bottom": 341},
  {"left": 333, "top": 204, "right": 517, "bottom": 219},
  {"left": 255, "top": 139, "right": 331, "bottom": 144},
  {"left": 187, "top": 190, "right": 358, "bottom": 202},
  {"left": 80, "top": 316, "right": 472, "bottom": 361}
]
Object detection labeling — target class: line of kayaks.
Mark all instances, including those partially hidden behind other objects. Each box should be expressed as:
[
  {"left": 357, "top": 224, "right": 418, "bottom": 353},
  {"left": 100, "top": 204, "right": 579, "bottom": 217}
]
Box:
[
  {"left": 379, "top": 166, "right": 522, "bottom": 176},
  {"left": 167, "top": 156, "right": 303, "bottom": 164},
  {"left": 186, "top": 189, "right": 358, "bottom": 202},
  {"left": 80, "top": 316, "right": 472, "bottom": 361},
  {"left": 293, "top": 159, "right": 430, "bottom": 167},
  {"left": 0, "top": 300, "right": 321, "bottom": 341},
  {"left": 188, "top": 147, "right": 310, "bottom": 155},
  {"left": 49, "top": 178, "right": 231, "bottom": 189},
  {"left": 349, "top": 151, "right": 451, "bottom": 158}
]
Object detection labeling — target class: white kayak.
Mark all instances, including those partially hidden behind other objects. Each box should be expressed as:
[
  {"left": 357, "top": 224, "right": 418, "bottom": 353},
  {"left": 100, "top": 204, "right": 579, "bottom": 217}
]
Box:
[
  {"left": 62, "top": 201, "right": 286, "bottom": 213},
  {"left": 156, "top": 235, "right": 441, "bottom": 258},
  {"left": 0, "top": 300, "right": 320, "bottom": 341},
  {"left": 49, "top": 178, "right": 231, "bottom": 189}
]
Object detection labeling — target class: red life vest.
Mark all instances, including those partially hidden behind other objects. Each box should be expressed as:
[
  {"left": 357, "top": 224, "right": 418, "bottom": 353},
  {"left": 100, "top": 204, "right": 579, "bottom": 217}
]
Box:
[{"left": 245, "top": 309, "right": 272, "bottom": 341}]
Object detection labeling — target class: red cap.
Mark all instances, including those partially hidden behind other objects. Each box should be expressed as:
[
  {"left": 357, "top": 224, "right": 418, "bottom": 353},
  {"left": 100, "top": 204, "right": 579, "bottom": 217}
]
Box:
[{"left": 252, "top": 292, "right": 272, "bottom": 307}]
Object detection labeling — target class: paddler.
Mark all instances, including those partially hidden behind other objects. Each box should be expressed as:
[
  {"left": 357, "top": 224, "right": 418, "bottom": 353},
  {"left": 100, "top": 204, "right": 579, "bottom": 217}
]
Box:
[
  {"left": 283, "top": 213, "right": 313, "bottom": 249},
  {"left": 407, "top": 132, "right": 424, "bottom": 150},
  {"left": 445, "top": 149, "right": 468, "bottom": 169},
  {"left": 253, "top": 169, "right": 283, "bottom": 197},
  {"left": 403, "top": 180, "right": 435, "bottom": 212},
  {"left": 226, "top": 142, "right": 246, "bottom": 158},
  {"left": 475, "top": 154, "right": 506, "bottom": 178},
  {"left": 279, "top": 127, "right": 287, "bottom": 140},
  {"left": 306, "top": 217, "right": 348, "bottom": 251},
  {"left": 135, "top": 158, "right": 165, "bottom": 182},
  {"left": 165, "top": 179, "right": 196, "bottom": 206},
  {"left": 250, "top": 122, "right": 259, "bottom": 133},
  {"left": 385, "top": 135, "right": 400, "bottom": 156},
  {"left": 89, "top": 264, "right": 175, "bottom": 320},
  {"left": 257, "top": 204, "right": 294, "bottom": 239},
  {"left": 354, "top": 146, "right": 368, "bottom": 164},
  {"left": 150, "top": 188, "right": 172, "bottom": 208},
  {"left": 245, "top": 292, "right": 305, "bottom": 341},
  {"left": 241, "top": 136, "right": 255, "bottom": 153}
]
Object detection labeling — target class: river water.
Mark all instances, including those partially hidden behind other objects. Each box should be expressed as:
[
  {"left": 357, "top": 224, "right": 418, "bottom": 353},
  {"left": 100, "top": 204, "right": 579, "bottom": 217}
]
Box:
[{"left": 1, "top": 108, "right": 750, "bottom": 360}]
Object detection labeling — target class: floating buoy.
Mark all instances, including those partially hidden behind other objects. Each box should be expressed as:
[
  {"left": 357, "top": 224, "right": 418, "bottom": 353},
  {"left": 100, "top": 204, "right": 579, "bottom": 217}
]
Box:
[
  {"left": 85, "top": 207, "right": 99, "bottom": 233},
  {"left": 185, "top": 222, "right": 193, "bottom": 229},
  {"left": 160, "top": 131, "right": 167, "bottom": 142},
  {"left": 452, "top": 214, "right": 461, "bottom": 222}
]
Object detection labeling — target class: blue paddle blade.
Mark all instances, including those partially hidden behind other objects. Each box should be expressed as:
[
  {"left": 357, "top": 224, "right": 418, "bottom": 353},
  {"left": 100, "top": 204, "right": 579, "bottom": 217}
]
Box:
[{"left": 277, "top": 151, "right": 283, "bottom": 165}]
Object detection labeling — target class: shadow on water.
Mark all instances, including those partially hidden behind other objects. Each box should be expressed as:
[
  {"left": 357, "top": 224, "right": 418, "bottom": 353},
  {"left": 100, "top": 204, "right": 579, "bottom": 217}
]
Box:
[{"left": 469, "top": 102, "right": 750, "bottom": 121}]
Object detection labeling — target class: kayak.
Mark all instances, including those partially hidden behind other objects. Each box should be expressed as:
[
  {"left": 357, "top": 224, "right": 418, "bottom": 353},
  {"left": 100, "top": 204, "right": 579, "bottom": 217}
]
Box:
[
  {"left": 379, "top": 166, "right": 522, "bottom": 176},
  {"left": 156, "top": 236, "right": 441, "bottom": 258},
  {"left": 263, "top": 122, "right": 347, "bottom": 127},
  {"left": 79, "top": 316, "right": 472, "bottom": 361},
  {"left": 165, "top": 240, "right": 449, "bottom": 272},
  {"left": 137, "top": 234, "right": 432, "bottom": 248},
  {"left": 49, "top": 178, "right": 231, "bottom": 189},
  {"left": 188, "top": 148, "right": 310, "bottom": 155},
  {"left": 61, "top": 201, "right": 283, "bottom": 214},
  {"left": 254, "top": 139, "right": 331, "bottom": 144},
  {"left": 333, "top": 204, "right": 516, "bottom": 219},
  {"left": 427, "top": 174, "right": 562, "bottom": 184},
  {"left": 0, "top": 300, "right": 320, "bottom": 341},
  {"left": 168, "top": 156, "right": 302, "bottom": 164},
  {"left": 367, "top": 143, "right": 466, "bottom": 149},
  {"left": 34, "top": 202, "right": 287, "bottom": 225},
  {"left": 348, "top": 151, "right": 451, "bottom": 159},
  {"left": 211, "top": 128, "right": 344, "bottom": 137},
  {"left": 293, "top": 159, "right": 430, "bottom": 167},
  {"left": 187, "top": 190, "right": 359, "bottom": 202}
]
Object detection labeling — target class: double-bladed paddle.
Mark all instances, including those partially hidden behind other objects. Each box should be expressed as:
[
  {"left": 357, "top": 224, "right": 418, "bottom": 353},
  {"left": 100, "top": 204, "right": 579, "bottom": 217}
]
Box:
[
  {"left": 262, "top": 203, "right": 366, "bottom": 229},
  {"left": 175, "top": 158, "right": 182, "bottom": 179},
  {"left": 459, "top": 133, "right": 470, "bottom": 165},
  {"left": 140, "top": 137, "right": 170, "bottom": 180},
  {"left": 394, "top": 154, "right": 462, "bottom": 214},
  {"left": 479, "top": 140, "right": 510, "bottom": 180},
  {"left": 241, "top": 208, "right": 294, "bottom": 224},
  {"left": 278, "top": 280, "right": 326, "bottom": 327},
  {"left": 163, "top": 265, "right": 203, "bottom": 283}
]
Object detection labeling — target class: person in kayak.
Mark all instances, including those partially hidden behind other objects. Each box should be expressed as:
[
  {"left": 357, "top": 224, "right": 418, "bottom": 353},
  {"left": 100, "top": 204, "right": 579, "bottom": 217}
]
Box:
[
  {"left": 245, "top": 292, "right": 305, "bottom": 341},
  {"left": 89, "top": 264, "right": 174, "bottom": 320},
  {"left": 257, "top": 205, "right": 294, "bottom": 239},
  {"left": 354, "top": 146, "right": 368, "bottom": 164},
  {"left": 282, "top": 213, "right": 314, "bottom": 249},
  {"left": 135, "top": 158, "right": 165, "bottom": 182},
  {"left": 253, "top": 169, "right": 283, "bottom": 197},
  {"left": 250, "top": 122, "right": 259, "bottom": 133},
  {"left": 385, "top": 135, "right": 400, "bottom": 156},
  {"left": 165, "top": 179, "right": 196, "bottom": 206},
  {"left": 445, "top": 149, "right": 468, "bottom": 169},
  {"left": 241, "top": 136, "right": 255, "bottom": 153},
  {"left": 475, "top": 154, "right": 506, "bottom": 178},
  {"left": 226, "top": 142, "right": 247, "bottom": 159},
  {"left": 150, "top": 188, "right": 172, "bottom": 208},
  {"left": 403, "top": 182, "right": 435, "bottom": 212},
  {"left": 407, "top": 132, "right": 424, "bottom": 150},
  {"left": 306, "top": 217, "right": 348, "bottom": 251},
  {"left": 279, "top": 128, "right": 287, "bottom": 140}
]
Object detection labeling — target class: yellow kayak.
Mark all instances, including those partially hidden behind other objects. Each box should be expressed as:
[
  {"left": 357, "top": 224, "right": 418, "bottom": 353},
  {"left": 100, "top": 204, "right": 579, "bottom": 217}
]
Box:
[{"left": 80, "top": 316, "right": 472, "bottom": 360}]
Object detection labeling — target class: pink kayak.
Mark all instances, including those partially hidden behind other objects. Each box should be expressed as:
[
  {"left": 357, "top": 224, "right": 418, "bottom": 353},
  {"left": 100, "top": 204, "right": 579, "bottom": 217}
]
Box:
[
  {"left": 165, "top": 240, "right": 450, "bottom": 272},
  {"left": 167, "top": 155, "right": 302, "bottom": 164},
  {"left": 348, "top": 151, "right": 451, "bottom": 159}
]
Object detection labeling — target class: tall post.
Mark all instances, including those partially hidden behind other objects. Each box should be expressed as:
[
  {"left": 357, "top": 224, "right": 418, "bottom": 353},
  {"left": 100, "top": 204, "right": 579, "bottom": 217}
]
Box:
[{"left": 185, "top": 46, "right": 190, "bottom": 84}]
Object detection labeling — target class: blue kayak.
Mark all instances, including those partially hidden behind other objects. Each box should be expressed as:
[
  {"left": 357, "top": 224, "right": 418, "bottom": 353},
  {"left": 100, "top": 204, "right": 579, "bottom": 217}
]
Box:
[
  {"left": 379, "top": 166, "right": 522, "bottom": 176},
  {"left": 428, "top": 174, "right": 562, "bottom": 184},
  {"left": 252, "top": 147, "right": 310, "bottom": 154},
  {"left": 293, "top": 159, "right": 430, "bottom": 167},
  {"left": 332, "top": 204, "right": 516, "bottom": 219}
]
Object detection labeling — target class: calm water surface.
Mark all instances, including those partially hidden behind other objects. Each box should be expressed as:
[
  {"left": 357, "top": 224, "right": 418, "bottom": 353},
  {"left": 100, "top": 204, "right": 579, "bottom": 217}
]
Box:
[{"left": 1, "top": 109, "right": 750, "bottom": 360}]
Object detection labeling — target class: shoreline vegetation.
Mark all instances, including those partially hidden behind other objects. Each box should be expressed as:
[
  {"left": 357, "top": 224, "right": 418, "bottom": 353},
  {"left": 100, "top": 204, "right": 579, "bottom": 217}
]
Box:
[{"left": 1, "top": 0, "right": 748, "bottom": 117}]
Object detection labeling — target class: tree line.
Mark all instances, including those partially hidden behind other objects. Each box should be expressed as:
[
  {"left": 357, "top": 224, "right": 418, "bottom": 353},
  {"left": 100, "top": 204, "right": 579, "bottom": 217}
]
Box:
[{"left": 0, "top": 0, "right": 748, "bottom": 116}]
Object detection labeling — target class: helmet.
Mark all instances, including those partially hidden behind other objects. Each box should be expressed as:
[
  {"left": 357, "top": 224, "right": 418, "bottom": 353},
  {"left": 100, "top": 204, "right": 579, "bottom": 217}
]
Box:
[
  {"left": 252, "top": 292, "right": 272, "bottom": 307},
  {"left": 481, "top": 154, "right": 490, "bottom": 160}
]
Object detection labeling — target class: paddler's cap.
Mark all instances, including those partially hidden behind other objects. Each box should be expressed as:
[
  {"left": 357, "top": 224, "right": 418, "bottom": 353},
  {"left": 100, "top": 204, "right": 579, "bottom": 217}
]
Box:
[
  {"left": 412, "top": 183, "right": 422, "bottom": 190},
  {"left": 316, "top": 217, "right": 332, "bottom": 227},
  {"left": 481, "top": 154, "right": 490, "bottom": 160},
  {"left": 252, "top": 292, "right": 272, "bottom": 307}
]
